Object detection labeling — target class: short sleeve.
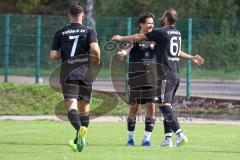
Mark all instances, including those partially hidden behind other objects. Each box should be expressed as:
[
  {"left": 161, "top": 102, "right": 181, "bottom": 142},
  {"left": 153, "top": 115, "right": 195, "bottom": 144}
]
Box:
[
  {"left": 51, "top": 31, "right": 61, "bottom": 50},
  {"left": 145, "top": 28, "right": 163, "bottom": 43},
  {"left": 88, "top": 28, "right": 98, "bottom": 43}
]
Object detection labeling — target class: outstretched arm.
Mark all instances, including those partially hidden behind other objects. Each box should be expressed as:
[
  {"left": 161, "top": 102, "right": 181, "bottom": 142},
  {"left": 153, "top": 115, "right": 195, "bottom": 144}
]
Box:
[
  {"left": 180, "top": 51, "right": 204, "bottom": 65},
  {"left": 112, "top": 34, "right": 148, "bottom": 42}
]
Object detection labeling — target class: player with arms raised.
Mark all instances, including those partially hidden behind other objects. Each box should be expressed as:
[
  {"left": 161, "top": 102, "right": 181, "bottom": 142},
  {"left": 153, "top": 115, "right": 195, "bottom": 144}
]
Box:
[{"left": 112, "top": 9, "right": 204, "bottom": 147}]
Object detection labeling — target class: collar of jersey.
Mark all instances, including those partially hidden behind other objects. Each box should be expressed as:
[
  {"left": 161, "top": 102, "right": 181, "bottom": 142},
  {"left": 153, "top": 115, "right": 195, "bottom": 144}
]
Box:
[{"left": 70, "top": 23, "right": 83, "bottom": 26}]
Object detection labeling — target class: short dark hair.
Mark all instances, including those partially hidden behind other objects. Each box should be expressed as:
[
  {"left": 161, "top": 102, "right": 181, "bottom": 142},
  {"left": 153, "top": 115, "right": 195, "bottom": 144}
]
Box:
[
  {"left": 162, "top": 9, "right": 179, "bottom": 25},
  {"left": 69, "top": 2, "right": 84, "bottom": 17},
  {"left": 137, "top": 12, "right": 154, "bottom": 28}
]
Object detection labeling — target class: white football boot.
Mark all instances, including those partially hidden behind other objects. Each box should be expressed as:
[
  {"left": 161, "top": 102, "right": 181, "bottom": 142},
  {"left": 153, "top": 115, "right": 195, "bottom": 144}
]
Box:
[
  {"left": 175, "top": 133, "right": 188, "bottom": 147},
  {"left": 161, "top": 137, "right": 173, "bottom": 147}
]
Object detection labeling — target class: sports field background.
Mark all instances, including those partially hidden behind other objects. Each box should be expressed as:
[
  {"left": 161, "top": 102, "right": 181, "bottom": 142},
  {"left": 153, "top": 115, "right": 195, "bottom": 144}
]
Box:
[
  {"left": 1, "top": 83, "right": 240, "bottom": 159},
  {"left": 0, "top": 1, "right": 240, "bottom": 160},
  {"left": 0, "top": 120, "right": 240, "bottom": 160}
]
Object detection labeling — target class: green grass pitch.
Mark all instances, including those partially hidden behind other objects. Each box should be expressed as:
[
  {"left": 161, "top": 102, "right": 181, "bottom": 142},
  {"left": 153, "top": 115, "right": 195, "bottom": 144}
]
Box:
[{"left": 0, "top": 120, "right": 240, "bottom": 160}]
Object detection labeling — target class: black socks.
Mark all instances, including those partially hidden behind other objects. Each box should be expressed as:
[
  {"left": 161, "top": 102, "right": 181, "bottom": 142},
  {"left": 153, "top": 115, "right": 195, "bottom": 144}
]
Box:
[
  {"left": 145, "top": 117, "right": 155, "bottom": 132},
  {"left": 68, "top": 109, "right": 81, "bottom": 131},
  {"left": 159, "top": 106, "right": 180, "bottom": 133},
  {"left": 80, "top": 115, "right": 89, "bottom": 128},
  {"left": 127, "top": 117, "right": 136, "bottom": 131}
]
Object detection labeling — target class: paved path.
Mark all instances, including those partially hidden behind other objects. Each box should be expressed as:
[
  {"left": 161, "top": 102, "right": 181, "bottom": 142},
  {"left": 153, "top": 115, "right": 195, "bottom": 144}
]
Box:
[
  {"left": 94, "top": 79, "right": 240, "bottom": 100},
  {"left": 1, "top": 76, "right": 239, "bottom": 100},
  {"left": 0, "top": 115, "right": 239, "bottom": 125}
]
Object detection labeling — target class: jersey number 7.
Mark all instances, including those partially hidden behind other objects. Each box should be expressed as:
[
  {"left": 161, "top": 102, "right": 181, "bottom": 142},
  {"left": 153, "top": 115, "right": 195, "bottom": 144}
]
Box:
[{"left": 69, "top": 35, "right": 80, "bottom": 57}]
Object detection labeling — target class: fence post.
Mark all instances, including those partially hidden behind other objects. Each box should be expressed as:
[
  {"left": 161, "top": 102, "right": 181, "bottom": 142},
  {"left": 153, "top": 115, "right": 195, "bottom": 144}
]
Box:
[
  {"left": 127, "top": 17, "right": 132, "bottom": 35},
  {"left": 126, "top": 17, "right": 132, "bottom": 78},
  {"left": 36, "top": 15, "right": 42, "bottom": 84},
  {"left": 127, "top": 18, "right": 132, "bottom": 59},
  {"left": 187, "top": 18, "right": 192, "bottom": 99},
  {"left": 4, "top": 14, "right": 10, "bottom": 83}
]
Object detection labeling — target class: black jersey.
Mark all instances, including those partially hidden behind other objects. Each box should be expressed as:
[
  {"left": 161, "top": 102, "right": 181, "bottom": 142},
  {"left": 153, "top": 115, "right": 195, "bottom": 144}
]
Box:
[
  {"left": 127, "top": 41, "right": 157, "bottom": 86},
  {"left": 128, "top": 41, "right": 156, "bottom": 64},
  {"left": 145, "top": 26, "right": 181, "bottom": 77},
  {"left": 51, "top": 23, "right": 98, "bottom": 81},
  {"left": 51, "top": 23, "right": 98, "bottom": 62}
]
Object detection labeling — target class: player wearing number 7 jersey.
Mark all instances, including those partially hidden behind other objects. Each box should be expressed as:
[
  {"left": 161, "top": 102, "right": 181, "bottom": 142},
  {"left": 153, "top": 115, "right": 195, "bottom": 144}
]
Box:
[
  {"left": 50, "top": 2, "right": 100, "bottom": 152},
  {"left": 112, "top": 9, "right": 204, "bottom": 147}
]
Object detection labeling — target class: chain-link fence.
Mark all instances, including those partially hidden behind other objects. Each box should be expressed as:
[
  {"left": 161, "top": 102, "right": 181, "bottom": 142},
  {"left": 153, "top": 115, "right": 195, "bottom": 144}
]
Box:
[{"left": 0, "top": 14, "right": 239, "bottom": 99}]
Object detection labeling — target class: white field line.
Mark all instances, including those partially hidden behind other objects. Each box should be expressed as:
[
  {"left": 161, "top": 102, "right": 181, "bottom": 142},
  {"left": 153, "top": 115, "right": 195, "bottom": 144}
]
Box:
[{"left": 0, "top": 115, "right": 239, "bottom": 125}]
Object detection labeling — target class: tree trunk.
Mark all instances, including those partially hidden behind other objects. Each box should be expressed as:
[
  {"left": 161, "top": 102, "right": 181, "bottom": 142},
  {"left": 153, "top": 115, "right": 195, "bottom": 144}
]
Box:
[{"left": 85, "top": 0, "right": 96, "bottom": 28}]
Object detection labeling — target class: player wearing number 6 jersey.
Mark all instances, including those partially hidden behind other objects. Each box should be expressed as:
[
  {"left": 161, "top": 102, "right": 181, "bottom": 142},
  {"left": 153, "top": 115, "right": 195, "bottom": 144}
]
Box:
[
  {"left": 50, "top": 2, "right": 100, "bottom": 152},
  {"left": 112, "top": 9, "right": 204, "bottom": 147}
]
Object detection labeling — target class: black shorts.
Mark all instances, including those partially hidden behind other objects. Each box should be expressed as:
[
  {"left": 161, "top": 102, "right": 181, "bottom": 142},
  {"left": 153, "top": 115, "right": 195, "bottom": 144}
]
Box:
[
  {"left": 126, "top": 85, "right": 157, "bottom": 104},
  {"left": 155, "top": 75, "right": 180, "bottom": 105},
  {"left": 61, "top": 80, "right": 93, "bottom": 102}
]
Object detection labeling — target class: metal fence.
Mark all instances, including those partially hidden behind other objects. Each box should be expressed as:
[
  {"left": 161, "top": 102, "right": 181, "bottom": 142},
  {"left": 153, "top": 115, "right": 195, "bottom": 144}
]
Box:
[{"left": 0, "top": 14, "right": 239, "bottom": 99}]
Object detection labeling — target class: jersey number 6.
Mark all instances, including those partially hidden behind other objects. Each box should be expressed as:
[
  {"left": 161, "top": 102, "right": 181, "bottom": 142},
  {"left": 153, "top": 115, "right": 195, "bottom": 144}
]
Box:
[{"left": 170, "top": 36, "right": 181, "bottom": 57}]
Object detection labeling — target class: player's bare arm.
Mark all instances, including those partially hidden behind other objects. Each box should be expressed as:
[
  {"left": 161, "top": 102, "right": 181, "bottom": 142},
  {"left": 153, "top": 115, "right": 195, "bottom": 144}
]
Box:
[
  {"left": 112, "top": 34, "right": 148, "bottom": 42},
  {"left": 117, "top": 43, "right": 133, "bottom": 60},
  {"left": 90, "top": 42, "right": 101, "bottom": 65},
  {"left": 50, "top": 50, "right": 60, "bottom": 60},
  {"left": 180, "top": 51, "right": 204, "bottom": 65}
]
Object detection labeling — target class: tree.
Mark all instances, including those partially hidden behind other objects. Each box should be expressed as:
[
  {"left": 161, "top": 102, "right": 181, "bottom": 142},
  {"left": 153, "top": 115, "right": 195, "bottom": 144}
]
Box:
[
  {"left": 95, "top": 0, "right": 240, "bottom": 19},
  {"left": 85, "top": 0, "right": 96, "bottom": 28},
  {"left": 0, "top": 0, "right": 239, "bottom": 19}
]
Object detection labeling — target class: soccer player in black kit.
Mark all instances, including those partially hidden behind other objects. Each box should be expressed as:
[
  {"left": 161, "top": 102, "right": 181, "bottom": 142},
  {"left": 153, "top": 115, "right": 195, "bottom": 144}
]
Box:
[
  {"left": 50, "top": 3, "right": 100, "bottom": 152},
  {"left": 117, "top": 13, "right": 157, "bottom": 146},
  {"left": 112, "top": 9, "right": 204, "bottom": 147}
]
